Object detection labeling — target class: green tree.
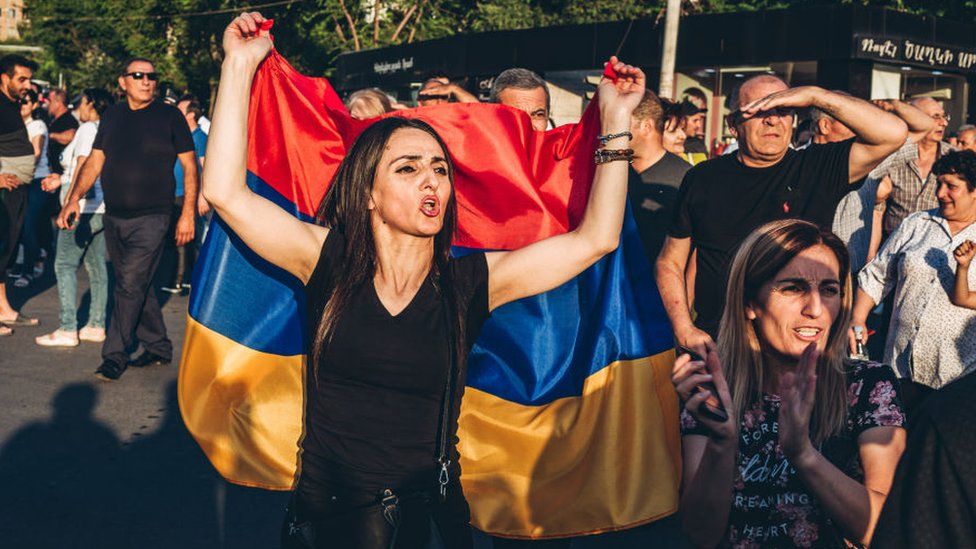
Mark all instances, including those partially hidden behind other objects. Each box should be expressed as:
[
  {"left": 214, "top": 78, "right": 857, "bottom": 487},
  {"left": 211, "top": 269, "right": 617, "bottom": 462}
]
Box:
[{"left": 18, "top": 0, "right": 976, "bottom": 106}]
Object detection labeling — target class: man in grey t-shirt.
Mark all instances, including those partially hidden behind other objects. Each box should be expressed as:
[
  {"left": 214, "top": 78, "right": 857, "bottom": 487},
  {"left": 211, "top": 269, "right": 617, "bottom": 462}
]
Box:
[{"left": 627, "top": 89, "right": 691, "bottom": 263}]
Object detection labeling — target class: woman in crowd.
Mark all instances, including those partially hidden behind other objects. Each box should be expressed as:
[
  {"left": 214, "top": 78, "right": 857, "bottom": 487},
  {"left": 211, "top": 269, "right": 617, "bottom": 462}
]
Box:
[
  {"left": 207, "top": 12, "right": 643, "bottom": 548},
  {"left": 661, "top": 98, "right": 687, "bottom": 156},
  {"left": 34, "top": 88, "right": 113, "bottom": 347},
  {"left": 853, "top": 149, "right": 976, "bottom": 410},
  {"left": 673, "top": 219, "right": 906, "bottom": 548},
  {"left": 12, "top": 88, "right": 50, "bottom": 288}
]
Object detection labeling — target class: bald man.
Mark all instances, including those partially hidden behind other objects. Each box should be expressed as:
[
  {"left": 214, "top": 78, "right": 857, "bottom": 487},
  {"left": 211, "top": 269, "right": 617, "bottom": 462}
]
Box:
[
  {"left": 656, "top": 75, "right": 908, "bottom": 354},
  {"left": 957, "top": 124, "right": 976, "bottom": 153}
]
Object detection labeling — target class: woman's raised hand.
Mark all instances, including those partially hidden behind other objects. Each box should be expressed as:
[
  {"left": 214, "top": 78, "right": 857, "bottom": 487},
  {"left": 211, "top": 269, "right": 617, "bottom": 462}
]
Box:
[
  {"left": 672, "top": 349, "right": 738, "bottom": 443},
  {"left": 777, "top": 342, "right": 818, "bottom": 465},
  {"left": 597, "top": 56, "right": 645, "bottom": 120},
  {"left": 223, "top": 12, "right": 273, "bottom": 68}
]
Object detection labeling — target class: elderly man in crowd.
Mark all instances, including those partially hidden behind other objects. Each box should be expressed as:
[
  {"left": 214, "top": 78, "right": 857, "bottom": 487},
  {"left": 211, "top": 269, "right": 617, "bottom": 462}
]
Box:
[
  {"left": 490, "top": 68, "right": 550, "bottom": 131},
  {"left": 957, "top": 124, "right": 976, "bottom": 153},
  {"left": 869, "top": 97, "right": 954, "bottom": 246},
  {"left": 827, "top": 99, "right": 935, "bottom": 276},
  {"left": 58, "top": 57, "right": 198, "bottom": 381},
  {"left": 656, "top": 74, "right": 909, "bottom": 356}
]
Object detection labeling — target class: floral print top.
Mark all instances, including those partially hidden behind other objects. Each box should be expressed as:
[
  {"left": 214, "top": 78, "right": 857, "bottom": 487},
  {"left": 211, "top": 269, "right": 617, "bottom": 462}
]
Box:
[{"left": 680, "top": 360, "right": 906, "bottom": 548}]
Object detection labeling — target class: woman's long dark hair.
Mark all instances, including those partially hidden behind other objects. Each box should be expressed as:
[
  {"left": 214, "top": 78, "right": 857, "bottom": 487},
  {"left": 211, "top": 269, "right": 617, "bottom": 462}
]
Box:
[{"left": 311, "top": 117, "right": 460, "bottom": 370}]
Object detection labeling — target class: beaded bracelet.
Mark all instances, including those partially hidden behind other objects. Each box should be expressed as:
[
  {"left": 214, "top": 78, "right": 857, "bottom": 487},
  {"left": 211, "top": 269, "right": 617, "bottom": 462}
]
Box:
[
  {"left": 597, "top": 131, "right": 633, "bottom": 146},
  {"left": 594, "top": 148, "right": 634, "bottom": 164}
]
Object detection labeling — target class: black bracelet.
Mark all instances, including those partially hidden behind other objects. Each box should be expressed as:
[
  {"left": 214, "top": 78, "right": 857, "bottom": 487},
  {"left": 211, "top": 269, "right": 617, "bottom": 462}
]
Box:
[
  {"left": 594, "top": 148, "right": 634, "bottom": 165},
  {"left": 597, "top": 131, "right": 633, "bottom": 146}
]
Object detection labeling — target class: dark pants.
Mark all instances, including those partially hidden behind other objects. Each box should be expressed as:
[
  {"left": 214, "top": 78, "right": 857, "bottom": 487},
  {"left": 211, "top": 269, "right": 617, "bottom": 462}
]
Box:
[
  {"left": 283, "top": 483, "right": 473, "bottom": 549},
  {"left": 102, "top": 213, "right": 172, "bottom": 366},
  {"left": 165, "top": 197, "right": 197, "bottom": 287},
  {"left": 20, "top": 178, "right": 56, "bottom": 268},
  {"left": 0, "top": 185, "right": 28, "bottom": 270}
]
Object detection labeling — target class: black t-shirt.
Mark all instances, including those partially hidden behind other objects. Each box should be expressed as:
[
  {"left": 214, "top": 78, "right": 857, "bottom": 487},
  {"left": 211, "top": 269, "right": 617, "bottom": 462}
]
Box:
[
  {"left": 299, "top": 230, "right": 491, "bottom": 504},
  {"left": 670, "top": 140, "right": 855, "bottom": 335},
  {"left": 682, "top": 360, "right": 905, "bottom": 548},
  {"left": 874, "top": 371, "right": 976, "bottom": 548},
  {"left": 93, "top": 100, "right": 194, "bottom": 217},
  {"left": 47, "top": 112, "right": 79, "bottom": 174},
  {"left": 628, "top": 152, "right": 691, "bottom": 263},
  {"left": 0, "top": 93, "right": 32, "bottom": 157}
]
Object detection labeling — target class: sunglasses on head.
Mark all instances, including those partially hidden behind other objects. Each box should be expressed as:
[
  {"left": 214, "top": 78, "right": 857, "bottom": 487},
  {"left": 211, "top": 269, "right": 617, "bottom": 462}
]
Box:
[
  {"left": 124, "top": 71, "right": 159, "bottom": 82},
  {"left": 19, "top": 97, "right": 32, "bottom": 105}
]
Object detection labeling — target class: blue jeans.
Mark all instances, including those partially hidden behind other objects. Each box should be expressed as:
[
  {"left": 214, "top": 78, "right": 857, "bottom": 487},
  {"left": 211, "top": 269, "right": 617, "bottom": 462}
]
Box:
[{"left": 54, "top": 213, "right": 108, "bottom": 331}]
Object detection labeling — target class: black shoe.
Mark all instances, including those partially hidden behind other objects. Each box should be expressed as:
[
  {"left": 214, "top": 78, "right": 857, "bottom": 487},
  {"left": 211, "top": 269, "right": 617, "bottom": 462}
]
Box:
[
  {"left": 95, "top": 360, "right": 127, "bottom": 381},
  {"left": 128, "top": 351, "right": 171, "bottom": 368}
]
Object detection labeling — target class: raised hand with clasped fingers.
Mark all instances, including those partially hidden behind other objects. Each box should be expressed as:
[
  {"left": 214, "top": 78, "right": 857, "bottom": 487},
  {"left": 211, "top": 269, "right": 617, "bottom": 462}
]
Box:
[
  {"left": 222, "top": 11, "right": 273, "bottom": 69},
  {"left": 597, "top": 56, "right": 646, "bottom": 120},
  {"left": 777, "top": 342, "right": 819, "bottom": 467},
  {"left": 672, "top": 348, "right": 738, "bottom": 443},
  {"left": 954, "top": 240, "right": 976, "bottom": 268}
]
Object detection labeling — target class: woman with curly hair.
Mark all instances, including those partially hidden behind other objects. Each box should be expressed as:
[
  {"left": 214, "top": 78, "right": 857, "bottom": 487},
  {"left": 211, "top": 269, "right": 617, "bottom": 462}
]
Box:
[
  {"left": 673, "top": 219, "right": 906, "bottom": 548},
  {"left": 853, "top": 149, "right": 976, "bottom": 410}
]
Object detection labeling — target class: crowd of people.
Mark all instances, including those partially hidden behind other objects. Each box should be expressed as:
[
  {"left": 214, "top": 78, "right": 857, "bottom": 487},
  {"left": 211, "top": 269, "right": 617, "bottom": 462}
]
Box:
[
  {"left": 4, "top": 9, "right": 976, "bottom": 547},
  {"left": 0, "top": 53, "right": 209, "bottom": 383},
  {"left": 216, "top": 11, "right": 976, "bottom": 548}
]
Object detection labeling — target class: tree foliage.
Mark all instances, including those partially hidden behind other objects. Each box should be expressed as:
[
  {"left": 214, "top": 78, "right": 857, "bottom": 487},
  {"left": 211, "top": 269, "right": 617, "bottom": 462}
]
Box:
[{"left": 18, "top": 0, "right": 976, "bottom": 108}]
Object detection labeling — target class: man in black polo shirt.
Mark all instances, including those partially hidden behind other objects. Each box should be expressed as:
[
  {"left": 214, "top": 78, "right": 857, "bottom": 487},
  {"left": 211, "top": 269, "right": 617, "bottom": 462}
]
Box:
[
  {"left": 655, "top": 75, "right": 909, "bottom": 357},
  {"left": 58, "top": 57, "right": 198, "bottom": 381},
  {"left": 0, "top": 54, "right": 40, "bottom": 334}
]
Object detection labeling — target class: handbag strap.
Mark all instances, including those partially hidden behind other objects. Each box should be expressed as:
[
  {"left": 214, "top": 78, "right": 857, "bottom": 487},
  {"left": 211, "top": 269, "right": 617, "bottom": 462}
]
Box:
[{"left": 435, "top": 270, "right": 459, "bottom": 502}]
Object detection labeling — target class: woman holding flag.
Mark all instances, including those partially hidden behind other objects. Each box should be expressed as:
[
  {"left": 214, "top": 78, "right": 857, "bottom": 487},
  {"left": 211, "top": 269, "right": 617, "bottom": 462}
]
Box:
[{"left": 206, "top": 12, "right": 645, "bottom": 549}]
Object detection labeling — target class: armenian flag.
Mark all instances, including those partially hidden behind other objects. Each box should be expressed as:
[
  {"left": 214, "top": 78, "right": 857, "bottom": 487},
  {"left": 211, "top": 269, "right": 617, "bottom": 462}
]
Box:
[{"left": 179, "top": 45, "right": 680, "bottom": 539}]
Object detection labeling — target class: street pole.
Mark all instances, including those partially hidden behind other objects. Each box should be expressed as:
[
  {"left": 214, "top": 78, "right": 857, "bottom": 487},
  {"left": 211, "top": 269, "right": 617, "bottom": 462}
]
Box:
[{"left": 659, "top": 0, "right": 681, "bottom": 100}]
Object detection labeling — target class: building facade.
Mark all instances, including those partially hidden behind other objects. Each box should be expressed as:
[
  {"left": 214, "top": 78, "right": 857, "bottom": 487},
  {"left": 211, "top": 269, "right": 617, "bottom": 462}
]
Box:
[
  {"left": 0, "top": 0, "right": 24, "bottom": 42},
  {"left": 334, "top": 5, "right": 976, "bottom": 148}
]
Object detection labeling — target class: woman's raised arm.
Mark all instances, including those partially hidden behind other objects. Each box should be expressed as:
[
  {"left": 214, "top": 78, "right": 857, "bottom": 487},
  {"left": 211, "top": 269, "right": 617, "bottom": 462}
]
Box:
[
  {"left": 203, "top": 12, "right": 328, "bottom": 284},
  {"left": 485, "top": 57, "right": 644, "bottom": 311}
]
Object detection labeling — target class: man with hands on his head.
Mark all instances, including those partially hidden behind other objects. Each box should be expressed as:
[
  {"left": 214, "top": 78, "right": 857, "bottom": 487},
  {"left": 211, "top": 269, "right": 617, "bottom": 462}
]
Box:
[
  {"left": 416, "top": 76, "right": 478, "bottom": 106},
  {"left": 656, "top": 76, "right": 909, "bottom": 356}
]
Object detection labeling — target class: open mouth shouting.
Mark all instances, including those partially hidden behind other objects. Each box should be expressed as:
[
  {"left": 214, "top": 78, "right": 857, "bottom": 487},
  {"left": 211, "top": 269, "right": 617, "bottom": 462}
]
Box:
[{"left": 420, "top": 195, "right": 441, "bottom": 217}]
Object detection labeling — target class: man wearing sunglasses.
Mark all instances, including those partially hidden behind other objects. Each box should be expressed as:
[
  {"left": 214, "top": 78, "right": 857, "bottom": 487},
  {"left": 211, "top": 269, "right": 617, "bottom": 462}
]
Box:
[
  {"left": 57, "top": 57, "right": 198, "bottom": 381},
  {"left": 656, "top": 74, "right": 910, "bottom": 357}
]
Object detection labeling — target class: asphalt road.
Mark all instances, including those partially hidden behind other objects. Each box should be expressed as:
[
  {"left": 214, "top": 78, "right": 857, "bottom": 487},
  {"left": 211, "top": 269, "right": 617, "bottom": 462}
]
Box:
[
  {"left": 0, "top": 263, "right": 683, "bottom": 548},
  {"left": 0, "top": 266, "right": 289, "bottom": 548}
]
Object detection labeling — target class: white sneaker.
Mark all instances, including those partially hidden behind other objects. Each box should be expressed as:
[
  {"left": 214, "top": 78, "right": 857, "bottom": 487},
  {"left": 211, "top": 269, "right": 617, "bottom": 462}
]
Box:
[
  {"left": 36, "top": 329, "right": 80, "bottom": 347},
  {"left": 79, "top": 326, "right": 106, "bottom": 343}
]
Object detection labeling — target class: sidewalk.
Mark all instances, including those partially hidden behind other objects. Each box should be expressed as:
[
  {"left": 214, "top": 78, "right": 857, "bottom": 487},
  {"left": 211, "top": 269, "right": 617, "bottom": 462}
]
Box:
[{"left": 0, "top": 267, "right": 288, "bottom": 548}]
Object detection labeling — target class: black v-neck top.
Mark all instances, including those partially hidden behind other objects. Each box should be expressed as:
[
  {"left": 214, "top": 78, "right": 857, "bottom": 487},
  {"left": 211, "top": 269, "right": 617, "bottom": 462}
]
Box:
[{"left": 298, "top": 230, "right": 490, "bottom": 504}]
